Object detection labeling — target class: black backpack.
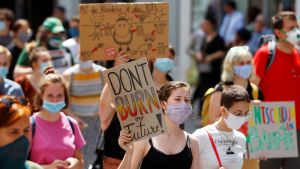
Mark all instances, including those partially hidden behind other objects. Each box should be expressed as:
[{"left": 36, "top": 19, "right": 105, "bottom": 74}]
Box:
[{"left": 259, "top": 34, "right": 276, "bottom": 71}]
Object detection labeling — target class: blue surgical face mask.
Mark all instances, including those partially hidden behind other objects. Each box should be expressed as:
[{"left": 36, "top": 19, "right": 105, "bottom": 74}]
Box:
[
  {"left": 233, "top": 64, "right": 252, "bottom": 79},
  {"left": 154, "top": 58, "right": 174, "bottom": 73},
  {"left": 69, "top": 27, "right": 79, "bottom": 38},
  {"left": 39, "top": 62, "right": 52, "bottom": 75},
  {"left": 0, "top": 135, "right": 29, "bottom": 169},
  {"left": 0, "top": 66, "right": 9, "bottom": 78},
  {"left": 42, "top": 100, "right": 66, "bottom": 114},
  {"left": 0, "top": 21, "right": 5, "bottom": 31}
]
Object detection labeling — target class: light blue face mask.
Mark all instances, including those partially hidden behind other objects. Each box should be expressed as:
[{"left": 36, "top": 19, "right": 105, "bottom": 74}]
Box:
[
  {"left": 0, "top": 135, "right": 29, "bottom": 169},
  {"left": 0, "top": 66, "right": 8, "bottom": 78},
  {"left": 42, "top": 100, "right": 66, "bottom": 114},
  {"left": 39, "top": 62, "right": 52, "bottom": 74},
  {"left": 233, "top": 64, "right": 252, "bottom": 79},
  {"left": 0, "top": 21, "right": 5, "bottom": 31},
  {"left": 154, "top": 58, "right": 174, "bottom": 73}
]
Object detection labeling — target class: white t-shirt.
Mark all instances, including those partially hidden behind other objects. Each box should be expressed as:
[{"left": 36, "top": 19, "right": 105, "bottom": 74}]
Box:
[
  {"left": 62, "top": 38, "right": 80, "bottom": 62},
  {"left": 192, "top": 124, "right": 246, "bottom": 169}
]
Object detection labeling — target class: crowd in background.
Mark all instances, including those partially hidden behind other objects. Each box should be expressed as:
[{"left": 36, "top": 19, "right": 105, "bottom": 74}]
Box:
[{"left": 1, "top": 0, "right": 300, "bottom": 169}]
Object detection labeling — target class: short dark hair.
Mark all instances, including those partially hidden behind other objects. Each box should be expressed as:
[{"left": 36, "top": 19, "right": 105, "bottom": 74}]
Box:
[
  {"left": 272, "top": 11, "right": 296, "bottom": 30},
  {"left": 225, "top": 0, "right": 236, "bottom": 10},
  {"left": 54, "top": 6, "right": 66, "bottom": 13},
  {"left": 237, "top": 28, "right": 251, "bottom": 42},
  {"left": 220, "top": 85, "right": 250, "bottom": 109},
  {"left": 158, "top": 81, "right": 190, "bottom": 102}
]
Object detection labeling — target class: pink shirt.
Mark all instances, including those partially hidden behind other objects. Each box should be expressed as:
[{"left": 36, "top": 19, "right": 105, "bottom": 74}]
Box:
[{"left": 30, "top": 112, "right": 86, "bottom": 165}]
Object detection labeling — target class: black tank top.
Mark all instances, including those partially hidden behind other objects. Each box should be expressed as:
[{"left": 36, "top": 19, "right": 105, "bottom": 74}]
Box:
[
  {"left": 104, "top": 114, "right": 125, "bottom": 160},
  {"left": 140, "top": 135, "right": 193, "bottom": 169}
]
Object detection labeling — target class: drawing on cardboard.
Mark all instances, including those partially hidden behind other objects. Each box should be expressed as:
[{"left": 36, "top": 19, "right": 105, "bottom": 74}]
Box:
[{"left": 79, "top": 2, "right": 169, "bottom": 60}]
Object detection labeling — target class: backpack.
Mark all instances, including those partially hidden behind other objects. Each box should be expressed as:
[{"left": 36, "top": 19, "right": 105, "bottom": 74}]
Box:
[
  {"left": 259, "top": 34, "right": 276, "bottom": 71},
  {"left": 200, "top": 82, "right": 258, "bottom": 126}
]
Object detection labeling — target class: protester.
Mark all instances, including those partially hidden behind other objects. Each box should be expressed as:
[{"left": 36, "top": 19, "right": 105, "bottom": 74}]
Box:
[
  {"left": 0, "top": 8, "right": 14, "bottom": 47},
  {"left": 152, "top": 45, "right": 175, "bottom": 89},
  {"left": 193, "top": 85, "right": 250, "bottom": 169},
  {"left": 63, "top": 53, "right": 106, "bottom": 169},
  {"left": 15, "top": 17, "right": 74, "bottom": 75},
  {"left": 219, "top": 0, "right": 244, "bottom": 47},
  {"left": 118, "top": 81, "right": 200, "bottom": 169},
  {"left": 98, "top": 51, "right": 129, "bottom": 169},
  {"left": 16, "top": 47, "right": 52, "bottom": 112},
  {"left": 28, "top": 69, "right": 85, "bottom": 168},
  {"left": 254, "top": 11, "right": 300, "bottom": 169},
  {"left": 62, "top": 16, "right": 80, "bottom": 61},
  {"left": 192, "top": 16, "right": 226, "bottom": 108},
  {"left": 233, "top": 28, "right": 252, "bottom": 46},
  {"left": 0, "top": 95, "right": 42, "bottom": 169},
  {"left": 8, "top": 19, "right": 32, "bottom": 80},
  {"left": 202, "top": 46, "right": 263, "bottom": 169},
  {"left": 0, "top": 45, "right": 24, "bottom": 96},
  {"left": 53, "top": 6, "right": 70, "bottom": 37},
  {"left": 248, "top": 14, "right": 272, "bottom": 54}
]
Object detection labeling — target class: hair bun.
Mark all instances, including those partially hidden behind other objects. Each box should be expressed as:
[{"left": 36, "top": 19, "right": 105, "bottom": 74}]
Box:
[{"left": 43, "top": 66, "right": 56, "bottom": 75}]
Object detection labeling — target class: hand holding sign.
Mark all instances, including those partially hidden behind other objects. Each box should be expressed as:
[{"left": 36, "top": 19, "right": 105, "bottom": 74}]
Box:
[
  {"left": 118, "top": 130, "right": 134, "bottom": 152},
  {"left": 103, "top": 57, "right": 167, "bottom": 143},
  {"left": 114, "top": 49, "right": 130, "bottom": 66}
]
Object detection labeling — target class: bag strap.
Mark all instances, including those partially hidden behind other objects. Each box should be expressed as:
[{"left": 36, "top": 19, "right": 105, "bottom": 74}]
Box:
[
  {"left": 266, "top": 41, "right": 276, "bottom": 71},
  {"left": 205, "top": 129, "right": 222, "bottom": 168}
]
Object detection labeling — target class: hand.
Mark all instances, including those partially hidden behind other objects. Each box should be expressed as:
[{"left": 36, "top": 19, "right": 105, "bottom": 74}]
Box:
[
  {"left": 259, "top": 156, "right": 268, "bottom": 161},
  {"left": 203, "top": 55, "right": 212, "bottom": 63},
  {"left": 66, "top": 157, "right": 79, "bottom": 169},
  {"left": 43, "top": 160, "right": 69, "bottom": 169},
  {"left": 114, "top": 49, "right": 129, "bottom": 66},
  {"left": 118, "top": 130, "right": 134, "bottom": 152},
  {"left": 195, "top": 52, "right": 203, "bottom": 62},
  {"left": 219, "top": 167, "right": 227, "bottom": 169}
]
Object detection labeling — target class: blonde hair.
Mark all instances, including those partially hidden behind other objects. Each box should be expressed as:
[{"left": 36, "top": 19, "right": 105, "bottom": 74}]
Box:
[
  {"left": 0, "top": 45, "right": 12, "bottom": 61},
  {"left": 221, "top": 46, "right": 254, "bottom": 82}
]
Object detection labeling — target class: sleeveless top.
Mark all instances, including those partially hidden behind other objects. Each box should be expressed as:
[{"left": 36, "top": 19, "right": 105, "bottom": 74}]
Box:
[
  {"left": 104, "top": 114, "right": 125, "bottom": 160},
  {"left": 140, "top": 135, "right": 193, "bottom": 169}
]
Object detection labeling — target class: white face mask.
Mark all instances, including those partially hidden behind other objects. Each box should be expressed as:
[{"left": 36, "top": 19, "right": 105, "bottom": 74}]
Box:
[
  {"left": 79, "top": 60, "right": 93, "bottom": 69},
  {"left": 286, "top": 27, "right": 300, "bottom": 46},
  {"left": 224, "top": 110, "right": 246, "bottom": 130},
  {"left": 233, "top": 64, "right": 252, "bottom": 79}
]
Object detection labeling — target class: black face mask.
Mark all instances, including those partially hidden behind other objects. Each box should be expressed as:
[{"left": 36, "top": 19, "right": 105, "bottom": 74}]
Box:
[{"left": 0, "top": 135, "right": 29, "bottom": 169}]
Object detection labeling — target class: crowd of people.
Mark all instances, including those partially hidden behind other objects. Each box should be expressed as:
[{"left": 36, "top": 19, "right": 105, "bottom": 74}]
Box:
[{"left": 1, "top": 1, "right": 300, "bottom": 169}]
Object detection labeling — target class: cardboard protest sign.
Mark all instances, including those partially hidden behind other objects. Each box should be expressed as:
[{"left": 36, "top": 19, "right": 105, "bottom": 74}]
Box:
[
  {"left": 247, "top": 101, "right": 298, "bottom": 159},
  {"left": 79, "top": 2, "right": 169, "bottom": 60},
  {"left": 103, "top": 57, "right": 167, "bottom": 142}
]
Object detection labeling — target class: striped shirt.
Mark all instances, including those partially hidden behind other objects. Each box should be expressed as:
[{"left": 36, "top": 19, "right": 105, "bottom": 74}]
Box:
[{"left": 65, "top": 64, "right": 106, "bottom": 116}]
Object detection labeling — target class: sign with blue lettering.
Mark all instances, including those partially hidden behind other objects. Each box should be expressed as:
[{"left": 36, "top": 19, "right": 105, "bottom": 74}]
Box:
[
  {"left": 103, "top": 57, "right": 167, "bottom": 142},
  {"left": 247, "top": 101, "right": 298, "bottom": 159}
]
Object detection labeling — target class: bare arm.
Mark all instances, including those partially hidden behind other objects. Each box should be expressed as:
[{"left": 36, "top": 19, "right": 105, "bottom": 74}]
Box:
[
  {"left": 66, "top": 149, "right": 84, "bottom": 169},
  {"left": 98, "top": 84, "right": 115, "bottom": 131},
  {"left": 118, "top": 130, "right": 147, "bottom": 169},
  {"left": 208, "top": 91, "right": 222, "bottom": 124},
  {"left": 190, "top": 135, "right": 201, "bottom": 169},
  {"left": 205, "top": 51, "right": 225, "bottom": 63}
]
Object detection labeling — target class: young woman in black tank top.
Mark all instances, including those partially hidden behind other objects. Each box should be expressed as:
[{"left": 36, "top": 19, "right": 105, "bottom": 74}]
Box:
[{"left": 117, "top": 81, "right": 200, "bottom": 169}]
